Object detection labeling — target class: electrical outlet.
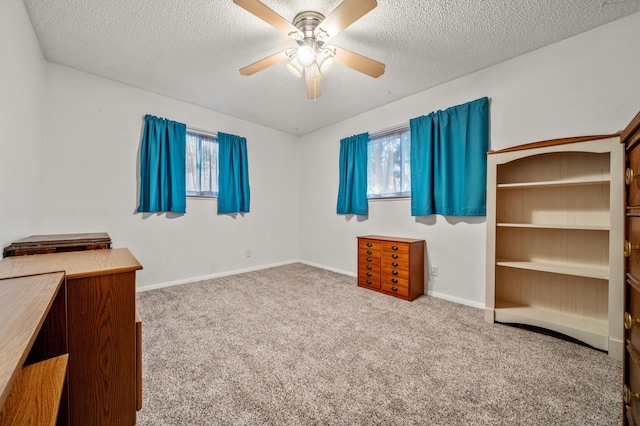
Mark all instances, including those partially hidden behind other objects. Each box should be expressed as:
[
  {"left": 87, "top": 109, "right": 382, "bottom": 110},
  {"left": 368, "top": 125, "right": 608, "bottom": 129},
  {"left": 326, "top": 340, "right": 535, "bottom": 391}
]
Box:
[{"left": 431, "top": 266, "right": 438, "bottom": 276}]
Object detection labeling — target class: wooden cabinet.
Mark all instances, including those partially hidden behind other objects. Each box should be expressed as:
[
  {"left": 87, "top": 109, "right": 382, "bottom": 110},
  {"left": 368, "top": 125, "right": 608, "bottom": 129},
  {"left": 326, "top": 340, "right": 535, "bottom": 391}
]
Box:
[
  {"left": 485, "top": 135, "right": 624, "bottom": 357},
  {"left": 357, "top": 235, "right": 425, "bottom": 301},
  {"left": 3, "top": 232, "right": 111, "bottom": 257},
  {"left": 0, "top": 272, "right": 68, "bottom": 425},
  {"left": 623, "top": 111, "right": 640, "bottom": 426},
  {"left": 0, "top": 248, "right": 143, "bottom": 425}
]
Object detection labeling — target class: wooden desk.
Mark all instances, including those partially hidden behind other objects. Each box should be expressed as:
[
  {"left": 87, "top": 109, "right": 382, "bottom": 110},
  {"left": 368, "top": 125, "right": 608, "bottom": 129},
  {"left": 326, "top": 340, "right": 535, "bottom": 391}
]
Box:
[
  {"left": 0, "top": 272, "right": 68, "bottom": 425},
  {"left": 0, "top": 248, "right": 143, "bottom": 425}
]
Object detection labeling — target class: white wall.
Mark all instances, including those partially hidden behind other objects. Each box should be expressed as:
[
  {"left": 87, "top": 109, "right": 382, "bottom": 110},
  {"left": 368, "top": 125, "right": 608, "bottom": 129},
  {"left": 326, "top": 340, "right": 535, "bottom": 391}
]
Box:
[
  {"left": 298, "top": 12, "right": 640, "bottom": 308},
  {"left": 0, "top": 0, "right": 47, "bottom": 246},
  {"left": 43, "top": 65, "right": 300, "bottom": 289},
  {"left": 3, "top": 0, "right": 639, "bottom": 303}
]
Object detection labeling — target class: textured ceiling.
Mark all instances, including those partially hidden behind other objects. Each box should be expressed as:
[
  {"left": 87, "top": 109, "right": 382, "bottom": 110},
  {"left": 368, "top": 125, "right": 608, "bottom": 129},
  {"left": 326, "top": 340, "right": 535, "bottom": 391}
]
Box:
[{"left": 23, "top": 0, "right": 640, "bottom": 136}]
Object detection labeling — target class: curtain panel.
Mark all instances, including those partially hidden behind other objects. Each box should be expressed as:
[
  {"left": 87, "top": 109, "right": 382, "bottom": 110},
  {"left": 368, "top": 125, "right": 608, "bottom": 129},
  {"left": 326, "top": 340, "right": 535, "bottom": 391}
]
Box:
[
  {"left": 410, "top": 97, "right": 489, "bottom": 216},
  {"left": 217, "top": 132, "right": 250, "bottom": 214},
  {"left": 137, "top": 114, "right": 187, "bottom": 213},
  {"left": 337, "top": 132, "right": 369, "bottom": 215}
]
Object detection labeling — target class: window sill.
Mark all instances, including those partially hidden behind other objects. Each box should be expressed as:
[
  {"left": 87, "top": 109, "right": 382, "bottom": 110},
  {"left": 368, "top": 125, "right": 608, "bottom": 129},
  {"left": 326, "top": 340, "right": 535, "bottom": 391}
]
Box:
[
  {"left": 187, "top": 195, "right": 218, "bottom": 199},
  {"left": 367, "top": 196, "right": 410, "bottom": 201}
]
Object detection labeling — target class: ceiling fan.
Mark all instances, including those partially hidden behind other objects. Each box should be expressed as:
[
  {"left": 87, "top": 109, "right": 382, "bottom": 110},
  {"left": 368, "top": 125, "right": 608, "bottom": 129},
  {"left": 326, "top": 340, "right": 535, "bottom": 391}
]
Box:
[{"left": 233, "top": 0, "right": 386, "bottom": 100}]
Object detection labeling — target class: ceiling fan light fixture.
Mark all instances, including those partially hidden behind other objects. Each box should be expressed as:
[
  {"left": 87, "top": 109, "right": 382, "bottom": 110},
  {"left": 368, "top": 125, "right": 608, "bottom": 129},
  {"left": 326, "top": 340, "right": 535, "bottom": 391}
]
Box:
[
  {"left": 317, "top": 50, "right": 336, "bottom": 75},
  {"left": 296, "top": 39, "right": 317, "bottom": 67},
  {"left": 287, "top": 58, "right": 303, "bottom": 78}
]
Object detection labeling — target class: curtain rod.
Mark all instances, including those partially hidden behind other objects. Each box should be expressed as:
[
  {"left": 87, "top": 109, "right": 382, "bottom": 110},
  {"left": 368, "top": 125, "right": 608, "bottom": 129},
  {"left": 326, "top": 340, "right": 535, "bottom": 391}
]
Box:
[
  {"left": 187, "top": 127, "right": 217, "bottom": 137},
  {"left": 371, "top": 122, "right": 410, "bottom": 137}
]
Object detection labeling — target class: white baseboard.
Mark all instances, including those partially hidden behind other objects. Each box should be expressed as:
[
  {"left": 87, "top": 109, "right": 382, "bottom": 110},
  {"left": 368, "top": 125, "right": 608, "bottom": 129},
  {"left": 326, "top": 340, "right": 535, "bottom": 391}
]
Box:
[
  {"left": 297, "top": 259, "right": 356, "bottom": 277},
  {"left": 137, "top": 259, "right": 486, "bottom": 311},
  {"left": 136, "top": 260, "right": 299, "bottom": 292},
  {"left": 426, "top": 290, "right": 485, "bottom": 310},
  {"left": 300, "top": 261, "right": 485, "bottom": 309}
]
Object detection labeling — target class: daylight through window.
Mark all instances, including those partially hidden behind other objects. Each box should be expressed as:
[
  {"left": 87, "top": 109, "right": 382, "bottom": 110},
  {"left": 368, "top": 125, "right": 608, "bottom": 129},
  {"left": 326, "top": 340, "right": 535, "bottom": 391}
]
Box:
[
  {"left": 367, "top": 126, "right": 411, "bottom": 198},
  {"left": 186, "top": 130, "right": 218, "bottom": 197}
]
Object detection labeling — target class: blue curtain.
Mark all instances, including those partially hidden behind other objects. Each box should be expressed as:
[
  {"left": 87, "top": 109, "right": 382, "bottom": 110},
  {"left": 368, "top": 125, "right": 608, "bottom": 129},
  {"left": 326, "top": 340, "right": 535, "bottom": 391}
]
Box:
[
  {"left": 410, "top": 97, "right": 489, "bottom": 216},
  {"left": 336, "top": 132, "right": 369, "bottom": 215},
  {"left": 218, "top": 132, "right": 250, "bottom": 214},
  {"left": 137, "top": 115, "right": 187, "bottom": 213}
]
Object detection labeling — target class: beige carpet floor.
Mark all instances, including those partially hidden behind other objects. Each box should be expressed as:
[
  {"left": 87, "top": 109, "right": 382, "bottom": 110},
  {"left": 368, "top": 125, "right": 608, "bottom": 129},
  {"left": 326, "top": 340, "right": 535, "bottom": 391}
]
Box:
[{"left": 136, "top": 263, "right": 621, "bottom": 425}]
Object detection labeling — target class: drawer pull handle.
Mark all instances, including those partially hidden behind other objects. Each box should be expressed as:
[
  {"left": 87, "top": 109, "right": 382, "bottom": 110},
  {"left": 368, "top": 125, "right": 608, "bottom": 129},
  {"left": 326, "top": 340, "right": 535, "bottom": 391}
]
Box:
[
  {"left": 367, "top": 250, "right": 372, "bottom": 255},
  {"left": 367, "top": 243, "right": 372, "bottom": 247},
  {"left": 392, "top": 254, "right": 398, "bottom": 259},
  {"left": 624, "top": 385, "right": 640, "bottom": 404},
  {"left": 627, "top": 168, "right": 638, "bottom": 186},
  {"left": 625, "top": 240, "right": 639, "bottom": 257},
  {"left": 392, "top": 245, "right": 398, "bottom": 250},
  {"left": 392, "top": 270, "right": 398, "bottom": 275},
  {"left": 366, "top": 265, "right": 372, "bottom": 270},
  {"left": 392, "top": 262, "right": 398, "bottom": 267},
  {"left": 625, "top": 312, "right": 640, "bottom": 330},
  {"left": 391, "top": 278, "right": 398, "bottom": 283},
  {"left": 366, "top": 280, "right": 372, "bottom": 285},
  {"left": 366, "top": 257, "right": 372, "bottom": 262},
  {"left": 391, "top": 286, "right": 398, "bottom": 292},
  {"left": 366, "top": 272, "right": 372, "bottom": 277}
]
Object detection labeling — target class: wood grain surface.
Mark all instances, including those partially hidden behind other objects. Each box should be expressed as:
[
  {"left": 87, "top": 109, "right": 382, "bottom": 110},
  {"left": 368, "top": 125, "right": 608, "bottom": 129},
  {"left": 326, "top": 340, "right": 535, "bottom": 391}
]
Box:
[
  {"left": 0, "top": 248, "right": 141, "bottom": 280},
  {"left": 0, "top": 355, "right": 68, "bottom": 426},
  {"left": 0, "top": 272, "right": 65, "bottom": 409}
]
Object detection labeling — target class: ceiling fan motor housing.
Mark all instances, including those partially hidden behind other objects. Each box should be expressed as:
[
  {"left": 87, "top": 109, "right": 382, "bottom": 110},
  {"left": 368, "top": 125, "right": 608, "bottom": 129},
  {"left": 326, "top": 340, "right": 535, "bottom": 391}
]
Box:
[{"left": 293, "top": 11, "right": 325, "bottom": 41}]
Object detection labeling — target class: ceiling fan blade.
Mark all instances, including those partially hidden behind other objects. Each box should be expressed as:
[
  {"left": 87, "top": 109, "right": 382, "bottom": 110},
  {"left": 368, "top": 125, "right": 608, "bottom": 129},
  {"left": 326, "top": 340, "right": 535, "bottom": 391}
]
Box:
[
  {"left": 333, "top": 46, "right": 385, "bottom": 78},
  {"left": 239, "top": 50, "right": 291, "bottom": 76},
  {"left": 306, "top": 78, "right": 322, "bottom": 100},
  {"left": 314, "top": 0, "right": 377, "bottom": 42},
  {"left": 233, "top": 0, "right": 303, "bottom": 39}
]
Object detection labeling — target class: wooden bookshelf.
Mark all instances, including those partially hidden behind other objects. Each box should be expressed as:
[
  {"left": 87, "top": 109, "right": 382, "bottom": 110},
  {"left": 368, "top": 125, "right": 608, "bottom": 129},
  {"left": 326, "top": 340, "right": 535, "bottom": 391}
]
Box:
[{"left": 485, "top": 136, "right": 623, "bottom": 358}]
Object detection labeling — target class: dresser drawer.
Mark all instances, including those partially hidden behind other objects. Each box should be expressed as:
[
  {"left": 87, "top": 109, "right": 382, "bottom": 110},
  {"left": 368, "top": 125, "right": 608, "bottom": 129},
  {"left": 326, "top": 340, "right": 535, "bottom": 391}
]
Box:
[
  {"left": 382, "top": 251, "right": 409, "bottom": 263},
  {"left": 358, "top": 256, "right": 380, "bottom": 266},
  {"left": 382, "top": 275, "right": 409, "bottom": 288},
  {"left": 626, "top": 341, "right": 640, "bottom": 425},
  {"left": 358, "top": 257, "right": 380, "bottom": 272},
  {"left": 359, "top": 276, "right": 381, "bottom": 289},
  {"left": 358, "top": 265, "right": 380, "bottom": 277},
  {"left": 359, "top": 239, "right": 382, "bottom": 250},
  {"left": 381, "top": 258, "right": 409, "bottom": 270},
  {"left": 358, "top": 262, "right": 381, "bottom": 289},
  {"left": 382, "top": 281, "right": 409, "bottom": 297},
  {"left": 381, "top": 242, "right": 409, "bottom": 254},
  {"left": 627, "top": 277, "right": 640, "bottom": 358},
  {"left": 382, "top": 266, "right": 409, "bottom": 280},
  {"left": 359, "top": 247, "right": 381, "bottom": 258},
  {"left": 628, "top": 145, "right": 640, "bottom": 207},
  {"left": 628, "top": 217, "right": 640, "bottom": 280}
]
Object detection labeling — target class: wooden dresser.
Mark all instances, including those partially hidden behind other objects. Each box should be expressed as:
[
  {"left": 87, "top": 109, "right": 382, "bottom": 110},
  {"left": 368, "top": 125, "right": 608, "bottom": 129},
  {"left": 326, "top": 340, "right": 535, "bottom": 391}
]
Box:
[
  {"left": 623, "top": 111, "right": 640, "bottom": 425},
  {"left": 0, "top": 272, "right": 68, "bottom": 426},
  {"left": 357, "top": 235, "right": 425, "bottom": 301},
  {"left": 0, "top": 248, "right": 143, "bottom": 425}
]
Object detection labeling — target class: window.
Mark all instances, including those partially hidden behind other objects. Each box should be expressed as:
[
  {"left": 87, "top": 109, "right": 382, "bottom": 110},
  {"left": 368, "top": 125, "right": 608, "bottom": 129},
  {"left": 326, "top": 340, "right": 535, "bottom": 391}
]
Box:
[
  {"left": 367, "top": 126, "right": 411, "bottom": 198},
  {"left": 186, "top": 130, "right": 218, "bottom": 197}
]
